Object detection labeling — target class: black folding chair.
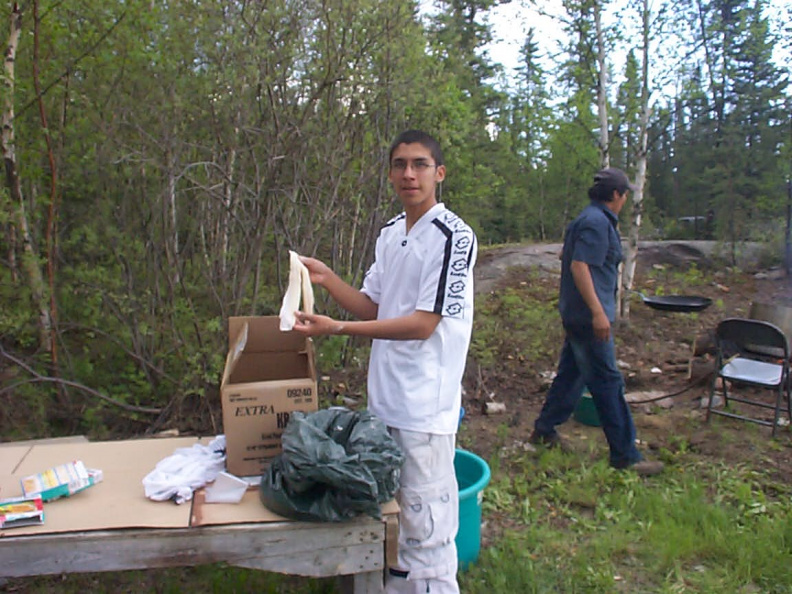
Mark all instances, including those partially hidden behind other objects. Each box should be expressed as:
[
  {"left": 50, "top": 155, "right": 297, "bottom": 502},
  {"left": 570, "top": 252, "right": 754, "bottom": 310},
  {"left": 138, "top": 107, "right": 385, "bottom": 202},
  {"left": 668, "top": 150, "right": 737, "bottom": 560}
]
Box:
[{"left": 706, "top": 318, "right": 791, "bottom": 437}]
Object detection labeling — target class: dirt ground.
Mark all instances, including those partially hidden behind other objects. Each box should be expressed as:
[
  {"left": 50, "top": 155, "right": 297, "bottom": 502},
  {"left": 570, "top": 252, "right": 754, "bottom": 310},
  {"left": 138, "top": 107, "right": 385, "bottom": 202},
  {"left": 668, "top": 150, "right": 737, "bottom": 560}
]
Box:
[{"left": 462, "top": 240, "right": 792, "bottom": 496}]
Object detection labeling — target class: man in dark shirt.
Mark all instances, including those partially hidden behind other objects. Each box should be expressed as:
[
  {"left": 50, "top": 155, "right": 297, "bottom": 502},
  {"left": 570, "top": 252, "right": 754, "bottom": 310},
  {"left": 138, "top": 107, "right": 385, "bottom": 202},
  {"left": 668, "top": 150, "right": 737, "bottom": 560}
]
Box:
[{"left": 530, "top": 167, "right": 663, "bottom": 476}]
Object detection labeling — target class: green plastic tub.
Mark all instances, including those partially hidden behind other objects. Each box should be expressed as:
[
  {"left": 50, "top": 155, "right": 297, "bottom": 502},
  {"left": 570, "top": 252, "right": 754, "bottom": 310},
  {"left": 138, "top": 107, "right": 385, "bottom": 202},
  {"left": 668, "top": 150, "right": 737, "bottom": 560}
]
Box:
[
  {"left": 454, "top": 448, "right": 491, "bottom": 569},
  {"left": 573, "top": 389, "right": 601, "bottom": 427}
]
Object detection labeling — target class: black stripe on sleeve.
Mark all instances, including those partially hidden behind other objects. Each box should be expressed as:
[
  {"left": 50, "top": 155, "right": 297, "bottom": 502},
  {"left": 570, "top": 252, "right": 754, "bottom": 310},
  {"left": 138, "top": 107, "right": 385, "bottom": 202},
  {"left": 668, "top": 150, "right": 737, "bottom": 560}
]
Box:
[
  {"left": 467, "top": 233, "right": 477, "bottom": 269},
  {"left": 432, "top": 219, "right": 453, "bottom": 314}
]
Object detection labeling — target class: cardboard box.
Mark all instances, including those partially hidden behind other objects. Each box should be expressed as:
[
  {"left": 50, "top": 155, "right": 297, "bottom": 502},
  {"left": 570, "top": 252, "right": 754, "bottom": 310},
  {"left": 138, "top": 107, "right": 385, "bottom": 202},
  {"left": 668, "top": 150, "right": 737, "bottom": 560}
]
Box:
[{"left": 221, "top": 316, "right": 318, "bottom": 476}]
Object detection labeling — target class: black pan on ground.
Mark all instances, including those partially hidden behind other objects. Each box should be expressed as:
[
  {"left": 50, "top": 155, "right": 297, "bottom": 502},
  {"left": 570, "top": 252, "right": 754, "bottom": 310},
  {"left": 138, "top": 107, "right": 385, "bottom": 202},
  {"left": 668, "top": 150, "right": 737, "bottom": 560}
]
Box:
[{"left": 632, "top": 291, "right": 713, "bottom": 313}]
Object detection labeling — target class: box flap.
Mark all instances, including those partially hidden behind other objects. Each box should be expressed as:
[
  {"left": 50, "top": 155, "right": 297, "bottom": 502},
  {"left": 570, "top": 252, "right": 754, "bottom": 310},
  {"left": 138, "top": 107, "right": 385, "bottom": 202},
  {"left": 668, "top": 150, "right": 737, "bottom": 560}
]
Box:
[
  {"left": 229, "top": 316, "right": 308, "bottom": 353},
  {"left": 229, "top": 352, "right": 314, "bottom": 384},
  {"left": 222, "top": 321, "right": 249, "bottom": 386}
]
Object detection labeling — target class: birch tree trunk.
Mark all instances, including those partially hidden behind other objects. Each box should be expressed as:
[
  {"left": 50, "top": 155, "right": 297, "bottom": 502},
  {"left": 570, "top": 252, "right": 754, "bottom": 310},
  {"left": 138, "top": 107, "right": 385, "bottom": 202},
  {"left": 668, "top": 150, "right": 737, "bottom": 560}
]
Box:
[
  {"left": 2, "top": 3, "right": 53, "bottom": 351},
  {"left": 3, "top": 206, "right": 17, "bottom": 282},
  {"left": 34, "top": 0, "right": 61, "bottom": 376},
  {"left": 219, "top": 130, "right": 237, "bottom": 278},
  {"left": 595, "top": 0, "right": 609, "bottom": 168},
  {"left": 164, "top": 147, "right": 180, "bottom": 285},
  {"left": 620, "top": 0, "right": 652, "bottom": 319}
]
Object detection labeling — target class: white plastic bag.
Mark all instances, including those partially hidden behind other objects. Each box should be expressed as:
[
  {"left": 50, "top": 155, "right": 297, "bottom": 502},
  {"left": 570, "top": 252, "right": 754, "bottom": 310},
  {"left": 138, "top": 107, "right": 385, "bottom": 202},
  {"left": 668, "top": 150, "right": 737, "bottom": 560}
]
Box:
[{"left": 142, "top": 435, "right": 226, "bottom": 504}]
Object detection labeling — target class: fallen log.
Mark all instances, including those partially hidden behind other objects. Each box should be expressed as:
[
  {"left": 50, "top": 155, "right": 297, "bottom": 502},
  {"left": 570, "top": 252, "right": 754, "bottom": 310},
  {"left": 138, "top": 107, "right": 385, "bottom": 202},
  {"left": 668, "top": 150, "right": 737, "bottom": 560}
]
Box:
[
  {"left": 687, "top": 356, "right": 716, "bottom": 383},
  {"left": 692, "top": 330, "right": 717, "bottom": 357}
]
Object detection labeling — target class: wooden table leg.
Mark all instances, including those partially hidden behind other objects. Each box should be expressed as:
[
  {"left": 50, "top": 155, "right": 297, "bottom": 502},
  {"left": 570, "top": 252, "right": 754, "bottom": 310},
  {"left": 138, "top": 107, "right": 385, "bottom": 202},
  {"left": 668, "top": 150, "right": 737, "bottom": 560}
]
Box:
[{"left": 337, "top": 569, "right": 384, "bottom": 594}]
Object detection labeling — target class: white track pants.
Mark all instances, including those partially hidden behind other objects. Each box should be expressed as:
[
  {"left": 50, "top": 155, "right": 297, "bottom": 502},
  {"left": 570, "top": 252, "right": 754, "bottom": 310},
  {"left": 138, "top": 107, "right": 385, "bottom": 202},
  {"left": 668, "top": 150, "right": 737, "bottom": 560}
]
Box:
[{"left": 385, "top": 429, "right": 460, "bottom": 594}]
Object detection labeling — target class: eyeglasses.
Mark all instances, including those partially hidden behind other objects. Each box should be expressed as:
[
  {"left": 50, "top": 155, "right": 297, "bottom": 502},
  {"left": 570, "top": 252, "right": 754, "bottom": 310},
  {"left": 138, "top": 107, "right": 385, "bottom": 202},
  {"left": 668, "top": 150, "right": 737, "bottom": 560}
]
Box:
[{"left": 390, "top": 159, "right": 437, "bottom": 172}]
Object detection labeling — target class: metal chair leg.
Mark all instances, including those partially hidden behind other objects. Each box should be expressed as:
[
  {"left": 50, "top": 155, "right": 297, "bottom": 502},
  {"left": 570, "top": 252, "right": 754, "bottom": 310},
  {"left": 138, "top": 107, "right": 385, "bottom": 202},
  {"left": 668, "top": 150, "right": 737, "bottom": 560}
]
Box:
[
  {"left": 706, "top": 373, "right": 718, "bottom": 423},
  {"left": 771, "top": 385, "right": 782, "bottom": 437}
]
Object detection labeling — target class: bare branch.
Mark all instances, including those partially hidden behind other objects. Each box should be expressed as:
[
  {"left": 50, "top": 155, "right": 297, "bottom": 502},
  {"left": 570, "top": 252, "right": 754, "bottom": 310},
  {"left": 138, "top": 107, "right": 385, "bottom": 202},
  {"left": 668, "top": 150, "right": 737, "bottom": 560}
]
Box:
[{"left": 0, "top": 345, "right": 162, "bottom": 415}]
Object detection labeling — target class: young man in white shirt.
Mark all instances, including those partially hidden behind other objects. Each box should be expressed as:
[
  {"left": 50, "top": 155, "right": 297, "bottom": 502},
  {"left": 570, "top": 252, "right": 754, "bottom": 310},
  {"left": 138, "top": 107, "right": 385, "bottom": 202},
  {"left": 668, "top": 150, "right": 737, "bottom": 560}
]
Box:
[{"left": 293, "top": 129, "right": 477, "bottom": 594}]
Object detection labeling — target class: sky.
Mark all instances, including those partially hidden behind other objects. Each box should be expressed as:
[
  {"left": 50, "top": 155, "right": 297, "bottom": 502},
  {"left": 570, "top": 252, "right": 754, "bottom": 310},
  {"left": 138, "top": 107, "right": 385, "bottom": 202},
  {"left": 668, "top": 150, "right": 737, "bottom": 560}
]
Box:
[
  {"left": 484, "top": 0, "right": 565, "bottom": 77},
  {"left": 476, "top": 0, "right": 791, "bottom": 93}
]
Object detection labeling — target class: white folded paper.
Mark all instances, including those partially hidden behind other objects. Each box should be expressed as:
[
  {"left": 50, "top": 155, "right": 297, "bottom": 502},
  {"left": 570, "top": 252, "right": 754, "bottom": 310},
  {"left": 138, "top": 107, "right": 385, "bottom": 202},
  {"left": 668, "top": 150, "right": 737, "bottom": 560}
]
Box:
[
  {"left": 279, "top": 250, "right": 315, "bottom": 331},
  {"left": 203, "top": 471, "right": 249, "bottom": 504}
]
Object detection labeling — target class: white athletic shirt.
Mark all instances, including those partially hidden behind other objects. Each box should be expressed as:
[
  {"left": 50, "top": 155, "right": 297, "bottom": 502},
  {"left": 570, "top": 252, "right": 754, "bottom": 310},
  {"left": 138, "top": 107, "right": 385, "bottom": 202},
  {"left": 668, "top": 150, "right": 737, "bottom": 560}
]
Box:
[{"left": 361, "top": 202, "right": 477, "bottom": 434}]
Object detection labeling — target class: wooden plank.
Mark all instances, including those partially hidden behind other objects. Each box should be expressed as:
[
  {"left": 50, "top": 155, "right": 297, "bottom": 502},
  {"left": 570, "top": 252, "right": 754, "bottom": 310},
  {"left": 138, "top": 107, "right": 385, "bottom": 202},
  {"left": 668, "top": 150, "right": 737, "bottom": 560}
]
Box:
[
  {"left": 231, "top": 541, "right": 384, "bottom": 577},
  {"left": 385, "top": 513, "right": 399, "bottom": 568},
  {"left": 337, "top": 570, "right": 385, "bottom": 594},
  {"left": 0, "top": 521, "right": 386, "bottom": 579}
]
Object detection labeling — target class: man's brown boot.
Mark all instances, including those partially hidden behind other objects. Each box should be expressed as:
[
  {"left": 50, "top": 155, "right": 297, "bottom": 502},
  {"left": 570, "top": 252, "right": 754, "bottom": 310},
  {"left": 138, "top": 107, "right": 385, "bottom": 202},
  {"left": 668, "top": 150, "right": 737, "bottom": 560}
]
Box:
[{"left": 628, "top": 459, "right": 664, "bottom": 476}]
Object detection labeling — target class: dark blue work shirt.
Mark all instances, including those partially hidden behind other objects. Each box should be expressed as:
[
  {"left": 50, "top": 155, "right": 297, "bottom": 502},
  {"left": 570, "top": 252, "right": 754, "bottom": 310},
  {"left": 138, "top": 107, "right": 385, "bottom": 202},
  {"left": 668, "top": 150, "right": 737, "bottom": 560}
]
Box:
[{"left": 558, "top": 201, "right": 622, "bottom": 325}]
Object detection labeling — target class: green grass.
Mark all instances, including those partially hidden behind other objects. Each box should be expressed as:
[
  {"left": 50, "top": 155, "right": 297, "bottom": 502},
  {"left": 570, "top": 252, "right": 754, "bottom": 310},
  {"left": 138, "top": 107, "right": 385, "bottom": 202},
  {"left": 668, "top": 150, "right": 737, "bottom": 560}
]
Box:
[
  {"left": 4, "top": 567, "right": 337, "bottom": 593},
  {"left": 459, "top": 444, "right": 792, "bottom": 593}
]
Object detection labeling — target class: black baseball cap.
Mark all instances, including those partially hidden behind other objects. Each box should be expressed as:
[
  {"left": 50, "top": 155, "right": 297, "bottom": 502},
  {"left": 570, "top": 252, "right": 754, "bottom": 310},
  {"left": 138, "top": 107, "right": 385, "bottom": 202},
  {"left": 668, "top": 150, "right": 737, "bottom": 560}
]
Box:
[{"left": 593, "top": 167, "right": 637, "bottom": 193}]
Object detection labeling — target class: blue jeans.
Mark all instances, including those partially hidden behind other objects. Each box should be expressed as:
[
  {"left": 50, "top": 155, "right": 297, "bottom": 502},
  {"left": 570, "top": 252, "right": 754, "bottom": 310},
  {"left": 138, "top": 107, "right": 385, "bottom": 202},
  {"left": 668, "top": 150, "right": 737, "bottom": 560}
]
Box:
[{"left": 534, "top": 323, "right": 642, "bottom": 469}]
